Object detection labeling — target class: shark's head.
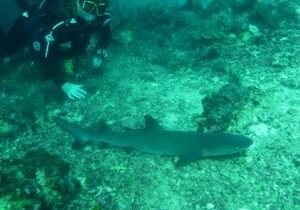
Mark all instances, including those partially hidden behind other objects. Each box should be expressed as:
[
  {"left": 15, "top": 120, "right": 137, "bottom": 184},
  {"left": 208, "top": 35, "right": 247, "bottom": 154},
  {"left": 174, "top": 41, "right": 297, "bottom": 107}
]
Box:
[
  {"left": 202, "top": 133, "right": 253, "bottom": 157},
  {"left": 221, "top": 134, "right": 253, "bottom": 154},
  {"left": 238, "top": 135, "right": 253, "bottom": 149}
]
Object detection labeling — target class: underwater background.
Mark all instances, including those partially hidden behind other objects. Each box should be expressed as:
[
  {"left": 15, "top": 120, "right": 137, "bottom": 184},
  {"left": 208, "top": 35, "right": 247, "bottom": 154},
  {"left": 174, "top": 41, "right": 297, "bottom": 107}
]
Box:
[{"left": 0, "top": 0, "right": 299, "bottom": 209}]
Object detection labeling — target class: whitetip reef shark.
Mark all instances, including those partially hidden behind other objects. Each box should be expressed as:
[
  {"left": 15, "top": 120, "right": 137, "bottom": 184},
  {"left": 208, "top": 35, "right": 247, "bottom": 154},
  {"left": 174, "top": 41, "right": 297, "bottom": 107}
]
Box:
[{"left": 54, "top": 115, "right": 253, "bottom": 167}]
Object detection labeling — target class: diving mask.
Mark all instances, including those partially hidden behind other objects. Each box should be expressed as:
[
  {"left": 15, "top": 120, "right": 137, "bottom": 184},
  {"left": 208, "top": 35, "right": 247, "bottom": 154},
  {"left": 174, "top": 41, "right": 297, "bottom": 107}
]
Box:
[{"left": 78, "top": 0, "right": 108, "bottom": 17}]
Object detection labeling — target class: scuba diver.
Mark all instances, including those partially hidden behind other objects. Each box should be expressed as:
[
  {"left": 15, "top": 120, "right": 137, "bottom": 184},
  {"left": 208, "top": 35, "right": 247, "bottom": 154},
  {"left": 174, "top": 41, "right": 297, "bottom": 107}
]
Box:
[{"left": 0, "top": 0, "right": 112, "bottom": 100}]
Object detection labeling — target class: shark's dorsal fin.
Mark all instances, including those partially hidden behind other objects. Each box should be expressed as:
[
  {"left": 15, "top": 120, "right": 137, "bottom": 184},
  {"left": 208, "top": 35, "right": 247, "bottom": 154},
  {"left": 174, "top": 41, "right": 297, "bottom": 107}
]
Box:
[{"left": 144, "top": 115, "right": 162, "bottom": 131}]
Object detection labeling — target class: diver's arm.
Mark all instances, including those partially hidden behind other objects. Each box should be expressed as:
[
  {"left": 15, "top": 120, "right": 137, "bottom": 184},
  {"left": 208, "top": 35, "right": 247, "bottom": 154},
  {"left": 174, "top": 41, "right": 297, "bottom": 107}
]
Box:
[
  {"left": 70, "top": 33, "right": 90, "bottom": 55},
  {"left": 36, "top": 56, "right": 86, "bottom": 100},
  {"left": 97, "top": 13, "right": 112, "bottom": 50},
  {"left": 39, "top": 58, "right": 66, "bottom": 87},
  {"left": 90, "top": 13, "right": 112, "bottom": 65}
]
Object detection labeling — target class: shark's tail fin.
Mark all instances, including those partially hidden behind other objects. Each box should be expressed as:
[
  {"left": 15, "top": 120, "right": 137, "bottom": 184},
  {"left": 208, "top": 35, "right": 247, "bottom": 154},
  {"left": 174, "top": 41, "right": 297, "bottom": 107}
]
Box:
[{"left": 53, "top": 117, "right": 90, "bottom": 149}]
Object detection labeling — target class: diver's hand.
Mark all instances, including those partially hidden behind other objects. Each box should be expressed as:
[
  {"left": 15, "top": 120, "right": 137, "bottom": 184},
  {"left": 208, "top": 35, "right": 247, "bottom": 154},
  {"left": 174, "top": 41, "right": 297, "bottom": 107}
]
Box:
[
  {"left": 97, "top": 49, "right": 108, "bottom": 58},
  {"left": 61, "top": 82, "right": 87, "bottom": 100},
  {"left": 92, "top": 49, "right": 108, "bottom": 69},
  {"left": 92, "top": 56, "right": 103, "bottom": 69}
]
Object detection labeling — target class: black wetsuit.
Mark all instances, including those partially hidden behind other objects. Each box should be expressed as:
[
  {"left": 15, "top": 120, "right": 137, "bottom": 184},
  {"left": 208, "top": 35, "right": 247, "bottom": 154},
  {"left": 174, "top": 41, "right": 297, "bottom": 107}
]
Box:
[{"left": 0, "top": 1, "right": 112, "bottom": 86}]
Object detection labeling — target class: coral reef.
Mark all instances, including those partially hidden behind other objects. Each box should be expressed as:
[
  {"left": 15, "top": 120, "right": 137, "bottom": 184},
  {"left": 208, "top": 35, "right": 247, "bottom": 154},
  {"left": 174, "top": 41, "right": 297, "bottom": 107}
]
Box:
[
  {"left": 0, "top": 150, "right": 80, "bottom": 209},
  {"left": 0, "top": 0, "right": 299, "bottom": 209}
]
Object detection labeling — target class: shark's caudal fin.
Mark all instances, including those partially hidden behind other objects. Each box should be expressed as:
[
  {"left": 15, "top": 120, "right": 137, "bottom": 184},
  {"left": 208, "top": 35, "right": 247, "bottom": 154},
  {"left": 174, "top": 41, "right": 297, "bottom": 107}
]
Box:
[{"left": 53, "top": 117, "right": 90, "bottom": 149}]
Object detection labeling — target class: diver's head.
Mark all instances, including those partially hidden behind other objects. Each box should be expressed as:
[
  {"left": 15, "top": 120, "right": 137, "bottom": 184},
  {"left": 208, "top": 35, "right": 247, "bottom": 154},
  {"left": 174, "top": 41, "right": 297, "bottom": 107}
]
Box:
[
  {"left": 46, "top": 0, "right": 109, "bottom": 22},
  {"left": 76, "top": 0, "right": 109, "bottom": 23}
]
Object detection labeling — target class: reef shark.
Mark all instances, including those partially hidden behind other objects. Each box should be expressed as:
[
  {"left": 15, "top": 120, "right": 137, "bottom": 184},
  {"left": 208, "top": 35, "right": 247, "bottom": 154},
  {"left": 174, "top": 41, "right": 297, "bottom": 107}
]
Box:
[{"left": 54, "top": 115, "right": 252, "bottom": 167}]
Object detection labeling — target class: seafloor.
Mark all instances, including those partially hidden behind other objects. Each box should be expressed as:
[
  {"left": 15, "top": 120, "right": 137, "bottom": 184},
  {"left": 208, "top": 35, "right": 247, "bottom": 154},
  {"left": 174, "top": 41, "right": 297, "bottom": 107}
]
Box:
[{"left": 0, "top": 1, "right": 299, "bottom": 209}]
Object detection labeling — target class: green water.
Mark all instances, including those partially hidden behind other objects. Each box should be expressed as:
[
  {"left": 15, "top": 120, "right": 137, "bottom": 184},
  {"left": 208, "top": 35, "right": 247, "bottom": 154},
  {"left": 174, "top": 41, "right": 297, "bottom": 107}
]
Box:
[{"left": 0, "top": 0, "right": 299, "bottom": 209}]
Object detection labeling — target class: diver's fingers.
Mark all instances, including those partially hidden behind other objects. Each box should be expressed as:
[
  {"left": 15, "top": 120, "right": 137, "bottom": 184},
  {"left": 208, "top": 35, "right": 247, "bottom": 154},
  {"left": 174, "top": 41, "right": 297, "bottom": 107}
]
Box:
[
  {"left": 68, "top": 94, "right": 75, "bottom": 100},
  {"left": 77, "top": 88, "right": 87, "bottom": 95},
  {"left": 72, "top": 90, "right": 86, "bottom": 99}
]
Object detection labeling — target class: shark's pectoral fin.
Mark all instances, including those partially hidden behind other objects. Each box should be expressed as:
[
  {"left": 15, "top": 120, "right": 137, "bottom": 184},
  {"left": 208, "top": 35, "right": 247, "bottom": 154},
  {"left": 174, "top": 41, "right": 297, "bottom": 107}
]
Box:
[
  {"left": 72, "top": 138, "right": 88, "bottom": 149},
  {"left": 124, "top": 147, "right": 134, "bottom": 154},
  {"left": 176, "top": 151, "right": 204, "bottom": 168},
  {"left": 98, "top": 142, "right": 110, "bottom": 149}
]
